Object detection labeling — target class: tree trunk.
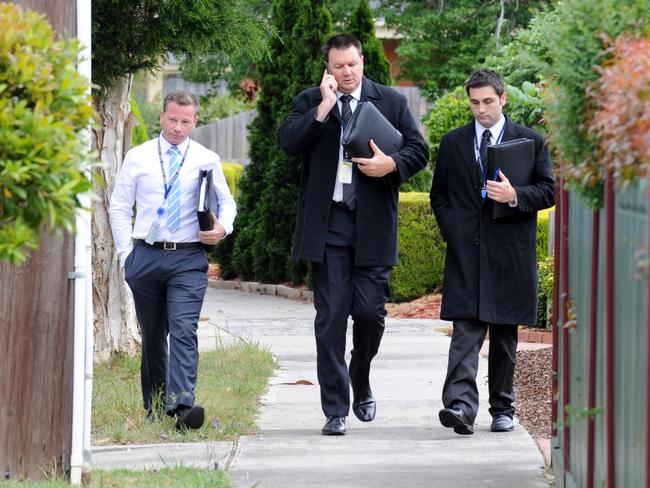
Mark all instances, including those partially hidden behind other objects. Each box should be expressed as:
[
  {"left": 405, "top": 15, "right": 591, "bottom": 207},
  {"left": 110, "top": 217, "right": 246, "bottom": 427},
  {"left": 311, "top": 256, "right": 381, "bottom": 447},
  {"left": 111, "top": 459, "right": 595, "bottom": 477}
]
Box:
[{"left": 91, "top": 75, "right": 140, "bottom": 361}]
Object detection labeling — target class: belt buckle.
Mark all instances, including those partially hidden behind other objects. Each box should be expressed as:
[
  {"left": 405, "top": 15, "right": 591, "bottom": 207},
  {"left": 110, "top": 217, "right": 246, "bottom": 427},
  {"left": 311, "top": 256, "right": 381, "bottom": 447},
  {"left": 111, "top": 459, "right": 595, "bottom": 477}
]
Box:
[{"left": 163, "top": 242, "right": 176, "bottom": 251}]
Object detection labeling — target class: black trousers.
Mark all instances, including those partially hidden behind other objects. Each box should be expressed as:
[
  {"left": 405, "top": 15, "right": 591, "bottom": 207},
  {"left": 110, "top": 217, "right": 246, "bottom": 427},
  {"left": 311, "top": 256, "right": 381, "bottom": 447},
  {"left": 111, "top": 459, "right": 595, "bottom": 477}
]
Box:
[
  {"left": 124, "top": 242, "right": 208, "bottom": 413},
  {"left": 311, "top": 205, "right": 392, "bottom": 417},
  {"left": 441, "top": 319, "right": 518, "bottom": 422}
]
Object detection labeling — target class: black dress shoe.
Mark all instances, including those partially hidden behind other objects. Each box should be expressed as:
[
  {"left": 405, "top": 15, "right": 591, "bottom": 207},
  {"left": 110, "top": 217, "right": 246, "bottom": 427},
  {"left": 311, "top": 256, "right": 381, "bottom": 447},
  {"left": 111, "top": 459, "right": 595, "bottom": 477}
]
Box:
[
  {"left": 352, "top": 386, "right": 376, "bottom": 422},
  {"left": 174, "top": 405, "right": 205, "bottom": 431},
  {"left": 490, "top": 414, "right": 514, "bottom": 432},
  {"left": 438, "top": 407, "right": 474, "bottom": 435},
  {"left": 322, "top": 416, "right": 346, "bottom": 435}
]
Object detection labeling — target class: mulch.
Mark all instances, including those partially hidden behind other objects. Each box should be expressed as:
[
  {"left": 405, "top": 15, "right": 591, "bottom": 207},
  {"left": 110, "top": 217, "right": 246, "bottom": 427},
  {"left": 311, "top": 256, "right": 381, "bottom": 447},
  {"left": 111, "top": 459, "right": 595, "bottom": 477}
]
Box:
[
  {"left": 514, "top": 347, "right": 552, "bottom": 439},
  {"left": 385, "top": 293, "right": 442, "bottom": 319}
]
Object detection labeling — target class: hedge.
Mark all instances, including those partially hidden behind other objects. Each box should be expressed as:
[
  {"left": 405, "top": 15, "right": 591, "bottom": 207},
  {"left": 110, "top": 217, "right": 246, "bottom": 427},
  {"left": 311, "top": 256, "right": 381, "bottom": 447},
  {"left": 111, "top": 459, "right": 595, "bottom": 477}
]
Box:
[
  {"left": 221, "top": 162, "right": 244, "bottom": 199},
  {"left": 391, "top": 192, "right": 445, "bottom": 302},
  {"left": 536, "top": 208, "right": 553, "bottom": 328}
]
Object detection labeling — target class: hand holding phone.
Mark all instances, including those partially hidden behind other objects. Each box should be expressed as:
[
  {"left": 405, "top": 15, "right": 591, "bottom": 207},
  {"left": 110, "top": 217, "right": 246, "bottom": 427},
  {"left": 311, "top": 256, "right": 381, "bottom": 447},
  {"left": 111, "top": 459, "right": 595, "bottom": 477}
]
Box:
[{"left": 317, "top": 65, "right": 338, "bottom": 121}]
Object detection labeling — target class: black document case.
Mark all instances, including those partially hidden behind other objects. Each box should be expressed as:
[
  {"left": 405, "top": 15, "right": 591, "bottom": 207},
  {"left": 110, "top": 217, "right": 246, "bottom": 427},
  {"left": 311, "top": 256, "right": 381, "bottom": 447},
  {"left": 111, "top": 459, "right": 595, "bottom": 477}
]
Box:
[
  {"left": 487, "top": 138, "right": 535, "bottom": 219},
  {"left": 196, "top": 169, "right": 214, "bottom": 231},
  {"left": 341, "top": 101, "right": 404, "bottom": 158}
]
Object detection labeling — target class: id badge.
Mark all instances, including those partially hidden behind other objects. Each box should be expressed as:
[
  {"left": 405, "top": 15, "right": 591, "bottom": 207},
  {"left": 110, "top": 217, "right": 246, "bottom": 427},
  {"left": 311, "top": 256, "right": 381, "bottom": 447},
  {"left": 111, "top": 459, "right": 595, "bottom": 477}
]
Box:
[
  {"left": 145, "top": 219, "right": 160, "bottom": 245},
  {"left": 338, "top": 159, "right": 353, "bottom": 185}
]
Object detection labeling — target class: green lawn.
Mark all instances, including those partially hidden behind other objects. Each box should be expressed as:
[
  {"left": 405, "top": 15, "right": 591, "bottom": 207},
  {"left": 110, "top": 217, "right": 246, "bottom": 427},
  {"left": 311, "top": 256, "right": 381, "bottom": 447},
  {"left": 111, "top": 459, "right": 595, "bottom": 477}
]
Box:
[
  {"left": 1, "top": 339, "right": 275, "bottom": 486},
  {"left": 92, "top": 339, "right": 276, "bottom": 444},
  {"left": 0, "top": 467, "right": 232, "bottom": 487}
]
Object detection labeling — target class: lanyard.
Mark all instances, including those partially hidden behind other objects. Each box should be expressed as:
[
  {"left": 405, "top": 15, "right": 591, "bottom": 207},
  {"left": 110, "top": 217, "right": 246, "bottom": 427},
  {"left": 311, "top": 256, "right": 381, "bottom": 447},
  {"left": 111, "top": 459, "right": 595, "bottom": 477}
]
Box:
[
  {"left": 157, "top": 137, "right": 191, "bottom": 200},
  {"left": 474, "top": 121, "right": 507, "bottom": 199},
  {"left": 474, "top": 121, "right": 507, "bottom": 179}
]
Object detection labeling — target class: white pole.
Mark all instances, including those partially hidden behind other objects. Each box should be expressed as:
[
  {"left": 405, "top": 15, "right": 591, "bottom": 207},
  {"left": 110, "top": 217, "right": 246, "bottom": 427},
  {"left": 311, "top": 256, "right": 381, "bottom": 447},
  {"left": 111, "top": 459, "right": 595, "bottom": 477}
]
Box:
[{"left": 70, "top": 0, "right": 92, "bottom": 485}]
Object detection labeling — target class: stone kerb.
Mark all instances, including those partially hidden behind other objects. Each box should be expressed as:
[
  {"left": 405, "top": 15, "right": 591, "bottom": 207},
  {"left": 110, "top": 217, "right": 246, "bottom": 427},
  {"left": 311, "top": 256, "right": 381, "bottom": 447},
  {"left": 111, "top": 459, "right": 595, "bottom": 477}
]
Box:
[{"left": 208, "top": 279, "right": 314, "bottom": 302}]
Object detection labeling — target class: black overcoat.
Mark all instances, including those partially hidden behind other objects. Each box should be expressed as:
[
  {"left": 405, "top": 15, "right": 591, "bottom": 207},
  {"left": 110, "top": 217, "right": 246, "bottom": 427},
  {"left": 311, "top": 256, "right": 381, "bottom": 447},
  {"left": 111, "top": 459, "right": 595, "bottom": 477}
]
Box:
[
  {"left": 278, "top": 77, "right": 429, "bottom": 266},
  {"left": 430, "top": 117, "right": 554, "bottom": 326}
]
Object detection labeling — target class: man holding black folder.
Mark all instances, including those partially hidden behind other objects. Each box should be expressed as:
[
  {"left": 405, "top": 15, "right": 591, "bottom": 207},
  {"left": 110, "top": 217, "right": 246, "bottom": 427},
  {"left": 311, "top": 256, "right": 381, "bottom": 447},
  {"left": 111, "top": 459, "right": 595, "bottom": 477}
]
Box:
[
  {"left": 110, "top": 90, "right": 236, "bottom": 430},
  {"left": 278, "top": 33, "right": 428, "bottom": 436},
  {"left": 430, "top": 69, "right": 554, "bottom": 435}
]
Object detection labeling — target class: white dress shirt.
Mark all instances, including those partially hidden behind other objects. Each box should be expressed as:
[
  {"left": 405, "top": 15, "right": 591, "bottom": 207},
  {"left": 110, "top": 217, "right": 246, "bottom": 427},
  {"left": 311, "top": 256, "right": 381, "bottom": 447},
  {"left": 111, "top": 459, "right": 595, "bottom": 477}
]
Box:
[
  {"left": 332, "top": 82, "right": 363, "bottom": 202},
  {"left": 109, "top": 134, "right": 237, "bottom": 265},
  {"left": 473, "top": 115, "right": 517, "bottom": 206},
  {"left": 473, "top": 115, "right": 506, "bottom": 162}
]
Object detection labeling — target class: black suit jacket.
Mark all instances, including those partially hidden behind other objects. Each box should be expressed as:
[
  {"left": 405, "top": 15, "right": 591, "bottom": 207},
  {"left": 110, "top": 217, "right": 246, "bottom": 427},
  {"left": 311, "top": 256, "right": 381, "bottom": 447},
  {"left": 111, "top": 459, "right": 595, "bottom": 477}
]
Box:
[
  {"left": 278, "top": 77, "right": 429, "bottom": 266},
  {"left": 430, "top": 116, "right": 554, "bottom": 325}
]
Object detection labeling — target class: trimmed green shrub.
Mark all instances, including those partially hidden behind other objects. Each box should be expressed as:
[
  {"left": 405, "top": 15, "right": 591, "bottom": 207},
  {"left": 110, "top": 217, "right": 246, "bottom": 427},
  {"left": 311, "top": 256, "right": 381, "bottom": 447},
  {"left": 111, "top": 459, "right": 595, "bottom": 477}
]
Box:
[
  {"left": 535, "top": 208, "right": 553, "bottom": 328},
  {"left": 537, "top": 256, "right": 554, "bottom": 329},
  {"left": 0, "top": 4, "right": 94, "bottom": 265},
  {"left": 391, "top": 192, "right": 445, "bottom": 302},
  {"left": 536, "top": 207, "right": 551, "bottom": 261},
  {"left": 222, "top": 162, "right": 244, "bottom": 199}
]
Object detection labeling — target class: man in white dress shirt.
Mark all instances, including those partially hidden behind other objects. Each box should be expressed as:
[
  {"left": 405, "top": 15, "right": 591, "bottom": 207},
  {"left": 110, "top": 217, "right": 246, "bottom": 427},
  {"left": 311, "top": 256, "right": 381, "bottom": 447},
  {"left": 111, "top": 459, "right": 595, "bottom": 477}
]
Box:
[{"left": 109, "top": 90, "right": 236, "bottom": 430}]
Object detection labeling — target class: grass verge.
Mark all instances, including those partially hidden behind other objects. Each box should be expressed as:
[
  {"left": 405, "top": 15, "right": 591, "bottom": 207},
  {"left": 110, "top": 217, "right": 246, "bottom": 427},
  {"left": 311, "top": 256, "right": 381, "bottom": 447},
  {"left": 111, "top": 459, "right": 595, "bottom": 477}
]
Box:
[
  {"left": 92, "top": 339, "right": 276, "bottom": 445},
  {"left": 0, "top": 467, "right": 232, "bottom": 487}
]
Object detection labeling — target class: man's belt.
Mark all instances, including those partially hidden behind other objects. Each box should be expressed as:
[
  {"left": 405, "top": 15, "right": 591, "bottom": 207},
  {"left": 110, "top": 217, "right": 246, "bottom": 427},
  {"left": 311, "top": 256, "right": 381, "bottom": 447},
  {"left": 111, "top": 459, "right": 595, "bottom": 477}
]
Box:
[{"left": 139, "top": 241, "right": 204, "bottom": 250}]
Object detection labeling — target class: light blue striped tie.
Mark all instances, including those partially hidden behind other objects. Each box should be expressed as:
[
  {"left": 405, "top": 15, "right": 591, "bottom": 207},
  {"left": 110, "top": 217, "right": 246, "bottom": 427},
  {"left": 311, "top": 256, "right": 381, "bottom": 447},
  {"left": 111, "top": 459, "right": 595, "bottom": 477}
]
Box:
[{"left": 167, "top": 145, "right": 181, "bottom": 232}]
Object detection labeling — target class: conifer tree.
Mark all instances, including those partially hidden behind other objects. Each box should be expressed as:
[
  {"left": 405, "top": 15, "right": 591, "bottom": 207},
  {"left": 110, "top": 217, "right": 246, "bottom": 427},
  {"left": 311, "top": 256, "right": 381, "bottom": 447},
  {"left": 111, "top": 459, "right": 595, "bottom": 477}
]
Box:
[
  {"left": 224, "top": 0, "right": 332, "bottom": 283},
  {"left": 347, "top": 0, "right": 392, "bottom": 86}
]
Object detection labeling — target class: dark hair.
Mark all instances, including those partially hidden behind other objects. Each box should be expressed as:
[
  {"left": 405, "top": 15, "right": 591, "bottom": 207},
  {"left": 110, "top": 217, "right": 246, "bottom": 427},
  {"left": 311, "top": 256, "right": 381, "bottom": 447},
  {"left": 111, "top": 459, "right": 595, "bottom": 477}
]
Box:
[
  {"left": 322, "top": 33, "right": 362, "bottom": 63},
  {"left": 163, "top": 90, "right": 200, "bottom": 114},
  {"left": 465, "top": 69, "right": 506, "bottom": 97}
]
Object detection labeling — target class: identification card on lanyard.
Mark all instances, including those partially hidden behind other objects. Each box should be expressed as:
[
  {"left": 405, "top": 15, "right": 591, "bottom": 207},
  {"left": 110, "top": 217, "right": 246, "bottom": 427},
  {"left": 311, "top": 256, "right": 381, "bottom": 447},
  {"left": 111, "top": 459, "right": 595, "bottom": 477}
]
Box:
[
  {"left": 339, "top": 157, "right": 353, "bottom": 184},
  {"left": 338, "top": 105, "right": 354, "bottom": 185},
  {"left": 145, "top": 207, "right": 165, "bottom": 245}
]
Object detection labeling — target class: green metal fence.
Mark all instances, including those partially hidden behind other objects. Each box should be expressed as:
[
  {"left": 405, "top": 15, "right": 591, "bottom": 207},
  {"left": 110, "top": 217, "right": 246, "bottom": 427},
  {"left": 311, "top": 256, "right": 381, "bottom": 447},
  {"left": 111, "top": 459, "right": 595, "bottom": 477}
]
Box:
[{"left": 552, "top": 180, "right": 649, "bottom": 487}]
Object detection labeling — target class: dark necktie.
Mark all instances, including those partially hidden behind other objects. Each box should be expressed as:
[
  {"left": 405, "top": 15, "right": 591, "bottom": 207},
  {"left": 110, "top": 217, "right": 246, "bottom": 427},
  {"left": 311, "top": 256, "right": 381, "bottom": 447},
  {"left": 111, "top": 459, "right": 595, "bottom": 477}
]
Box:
[
  {"left": 479, "top": 129, "right": 492, "bottom": 175},
  {"left": 340, "top": 95, "right": 357, "bottom": 210}
]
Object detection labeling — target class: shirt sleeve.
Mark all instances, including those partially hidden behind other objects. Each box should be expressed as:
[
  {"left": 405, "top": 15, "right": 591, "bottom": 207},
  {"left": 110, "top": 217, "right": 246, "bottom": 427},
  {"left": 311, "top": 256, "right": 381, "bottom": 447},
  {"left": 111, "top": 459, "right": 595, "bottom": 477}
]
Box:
[
  {"left": 109, "top": 152, "right": 137, "bottom": 266},
  {"left": 211, "top": 157, "right": 237, "bottom": 236}
]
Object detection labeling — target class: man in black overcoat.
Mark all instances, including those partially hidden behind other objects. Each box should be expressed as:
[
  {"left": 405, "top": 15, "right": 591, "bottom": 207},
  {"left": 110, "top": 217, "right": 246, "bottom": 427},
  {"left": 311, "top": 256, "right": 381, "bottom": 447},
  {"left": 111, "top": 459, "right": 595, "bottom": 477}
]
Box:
[
  {"left": 430, "top": 69, "right": 554, "bottom": 435},
  {"left": 278, "top": 33, "right": 428, "bottom": 436}
]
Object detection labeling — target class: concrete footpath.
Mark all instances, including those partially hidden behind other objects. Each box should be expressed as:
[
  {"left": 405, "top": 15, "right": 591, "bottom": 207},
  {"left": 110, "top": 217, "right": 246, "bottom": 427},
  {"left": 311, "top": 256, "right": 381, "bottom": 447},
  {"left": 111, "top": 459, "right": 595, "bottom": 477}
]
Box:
[{"left": 93, "top": 285, "right": 550, "bottom": 487}]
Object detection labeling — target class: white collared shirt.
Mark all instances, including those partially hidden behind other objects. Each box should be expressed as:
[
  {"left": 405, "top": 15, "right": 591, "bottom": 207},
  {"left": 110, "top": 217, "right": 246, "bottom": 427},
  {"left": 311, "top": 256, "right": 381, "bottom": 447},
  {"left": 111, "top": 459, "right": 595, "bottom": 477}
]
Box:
[
  {"left": 332, "top": 82, "right": 363, "bottom": 202},
  {"left": 473, "top": 115, "right": 517, "bottom": 207},
  {"left": 109, "top": 133, "right": 237, "bottom": 265},
  {"left": 473, "top": 115, "right": 506, "bottom": 162}
]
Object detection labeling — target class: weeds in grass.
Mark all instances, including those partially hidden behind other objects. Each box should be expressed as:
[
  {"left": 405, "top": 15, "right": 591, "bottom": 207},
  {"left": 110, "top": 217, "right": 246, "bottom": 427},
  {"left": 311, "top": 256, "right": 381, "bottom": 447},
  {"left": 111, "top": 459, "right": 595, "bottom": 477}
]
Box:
[{"left": 92, "top": 339, "right": 275, "bottom": 445}]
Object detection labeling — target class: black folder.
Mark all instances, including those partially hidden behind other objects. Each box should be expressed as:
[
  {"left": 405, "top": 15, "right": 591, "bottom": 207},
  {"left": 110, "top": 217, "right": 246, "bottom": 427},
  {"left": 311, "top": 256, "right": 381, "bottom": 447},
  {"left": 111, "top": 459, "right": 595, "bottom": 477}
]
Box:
[
  {"left": 341, "top": 101, "right": 404, "bottom": 158},
  {"left": 196, "top": 169, "right": 214, "bottom": 231},
  {"left": 487, "top": 138, "right": 535, "bottom": 219},
  {"left": 196, "top": 168, "right": 218, "bottom": 252}
]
